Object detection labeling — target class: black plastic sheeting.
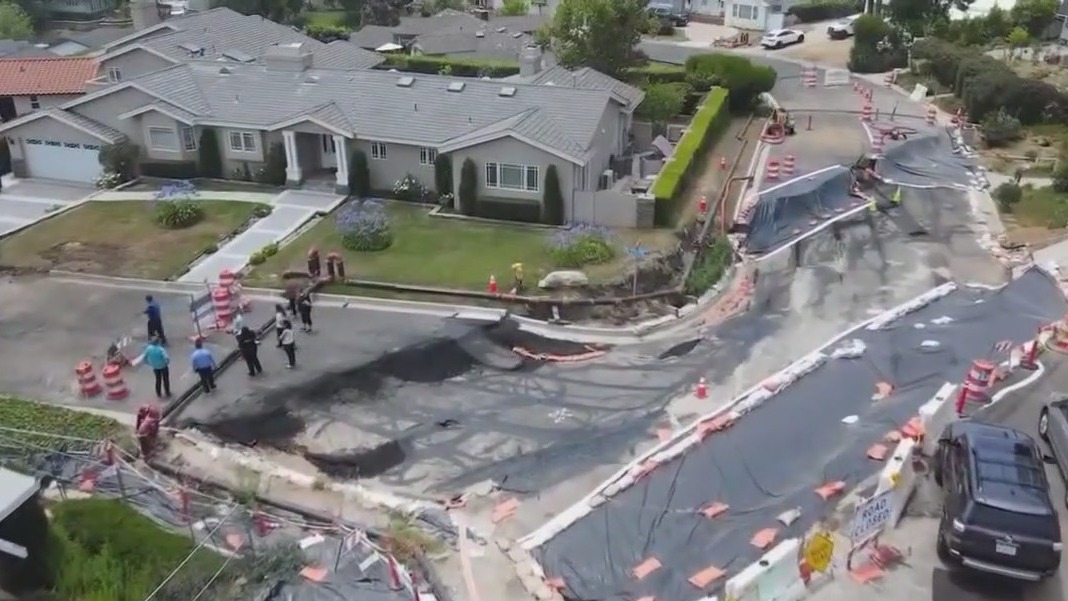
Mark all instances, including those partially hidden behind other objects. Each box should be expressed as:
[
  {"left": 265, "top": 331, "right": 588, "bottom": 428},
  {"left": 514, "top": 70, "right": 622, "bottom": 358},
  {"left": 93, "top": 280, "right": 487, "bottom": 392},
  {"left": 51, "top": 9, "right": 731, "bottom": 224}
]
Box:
[
  {"left": 743, "top": 166, "right": 861, "bottom": 255},
  {"left": 878, "top": 133, "right": 982, "bottom": 190},
  {"left": 535, "top": 268, "right": 1067, "bottom": 601},
  {"left": 2, "top": 442, "right": 416, "bottom": 601}
]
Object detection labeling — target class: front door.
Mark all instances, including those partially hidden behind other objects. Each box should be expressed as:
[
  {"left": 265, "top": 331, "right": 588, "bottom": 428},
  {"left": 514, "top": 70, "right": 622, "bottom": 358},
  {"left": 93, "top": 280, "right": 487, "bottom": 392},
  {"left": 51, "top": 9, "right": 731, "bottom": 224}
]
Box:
[{"left": 319, "top": 134, "right": 336, "bottom": 170}]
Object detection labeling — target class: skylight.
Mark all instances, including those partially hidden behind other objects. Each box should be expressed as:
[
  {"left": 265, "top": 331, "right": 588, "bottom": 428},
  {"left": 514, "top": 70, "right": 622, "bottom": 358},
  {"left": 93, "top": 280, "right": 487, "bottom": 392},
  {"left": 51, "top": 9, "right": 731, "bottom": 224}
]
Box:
[
  {"left": 178, "top": 42, "right": 203, "bottom": 54},
  {"left": 396, "top": 76, "right": 415, "bottom": 87},
  {"left": 222, "top": 50, "right": 255, "bottom": 63},
  {"left": 498, "top": 86, "right": 517, "bottom": 97},
  {"left": 447, "top": 81, "right": 466, "bottom": 92}
]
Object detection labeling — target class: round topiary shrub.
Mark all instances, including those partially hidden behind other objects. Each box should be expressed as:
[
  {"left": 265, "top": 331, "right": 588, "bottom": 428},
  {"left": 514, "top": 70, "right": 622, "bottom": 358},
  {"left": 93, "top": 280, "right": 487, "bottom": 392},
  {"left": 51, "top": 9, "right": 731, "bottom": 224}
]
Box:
[
  {"left": 154, "top": 199, "right": 204, "bottom": 229},
  {"left": 336, "top": 200, "right": 393, "bottom": 252},
  {"left": 547, "top": 224, "right": 615, "bottom": 268}
]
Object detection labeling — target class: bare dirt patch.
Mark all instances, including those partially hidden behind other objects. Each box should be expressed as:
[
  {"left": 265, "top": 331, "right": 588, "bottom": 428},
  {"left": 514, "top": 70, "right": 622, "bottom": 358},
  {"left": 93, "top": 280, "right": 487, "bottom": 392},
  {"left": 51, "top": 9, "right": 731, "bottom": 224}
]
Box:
[
  {"left": 39, "top": 241, "right": 129, "bottom": 274},
  {"left": 979, "top": 124, "right": 1065, "bottom": 176},
  {"left": 779, "top": 38, "right": 852, "bottom": 67}
]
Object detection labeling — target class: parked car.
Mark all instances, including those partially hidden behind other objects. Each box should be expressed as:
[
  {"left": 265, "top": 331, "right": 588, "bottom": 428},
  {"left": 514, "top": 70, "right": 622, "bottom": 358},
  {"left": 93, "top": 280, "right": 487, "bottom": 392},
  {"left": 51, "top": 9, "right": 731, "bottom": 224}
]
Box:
[
  {"left": 827, "top": 14, "right": 860, "bottom": 40},
  {"left": 934, "top": 420, "right": 1062, "bottom": 581},
  {"left": 648, "top": 4, "right": 689, "bottom": 26},
  {"left": 760, "top": 29, "right": 804, "bottom": 50},
  {"left": 1039, "top": 398, "right": 1068, "bottom": 501}
]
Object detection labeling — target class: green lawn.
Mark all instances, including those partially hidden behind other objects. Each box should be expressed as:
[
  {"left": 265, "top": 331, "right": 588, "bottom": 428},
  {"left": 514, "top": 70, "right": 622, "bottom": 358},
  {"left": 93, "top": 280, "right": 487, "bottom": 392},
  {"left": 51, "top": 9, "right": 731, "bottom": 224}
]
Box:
[
  {"left": 246, "top": 202, "right": 676, "bottom": 291},
  {"left": 0, "top": 200, "right": 260, "bottom": 279},
  {"left": 1010, "top": 185, "right": 1068, "bottom": 229},
  {"left": 0, "top": 395, "right": 135, "bottom": 452},
  {"left": 305, "top": 10, "right": 346, "bottom": 27}
]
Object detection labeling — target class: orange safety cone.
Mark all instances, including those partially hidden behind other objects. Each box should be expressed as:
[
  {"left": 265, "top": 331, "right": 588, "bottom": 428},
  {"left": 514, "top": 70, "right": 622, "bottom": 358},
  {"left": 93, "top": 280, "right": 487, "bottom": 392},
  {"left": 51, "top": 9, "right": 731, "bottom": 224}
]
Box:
[
  {"left": 695, "top": 377, "right": 708, "bottom": 399},
  {"left": 698, "top": 195, "right": 708, "bottom": 215},
  {"left": 487, "top": 275, "right": 498, "bottom": 294},
  {"left": 719, "top": 157, "right": 727, "bottom": 170},
  {"left": 102, "top": 363, "right": 129, "bottom": 400},
  {"left": 387, "top": 553, "right": 403, "bottom": 590}
]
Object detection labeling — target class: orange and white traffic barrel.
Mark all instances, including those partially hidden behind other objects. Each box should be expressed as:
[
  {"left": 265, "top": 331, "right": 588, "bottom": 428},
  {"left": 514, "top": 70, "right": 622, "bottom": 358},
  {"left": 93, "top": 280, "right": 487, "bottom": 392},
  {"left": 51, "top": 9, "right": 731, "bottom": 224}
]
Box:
[
  {"left": 76, "top": 361, "right": 102, "bottom": 397},
  {"left": 861, "top": 103, "right": 873, "bottom": 122},
  {"left": 766, "top": 159, "right": 780, "bottom": 180},
  {"left": 782, "top": 155, "right": 796, "bottom": 176},
  {"left": 102, "top": 363, "right": 129, "bottom": 400},
  {"left": 925, "top": 106, "right": 937, "bottom": 125},
  {"left": 218, "top": 268, "right": 237, "bottom": 290},
  {"left": 212, "top": 286, "right": 233, "bottom": 330}
]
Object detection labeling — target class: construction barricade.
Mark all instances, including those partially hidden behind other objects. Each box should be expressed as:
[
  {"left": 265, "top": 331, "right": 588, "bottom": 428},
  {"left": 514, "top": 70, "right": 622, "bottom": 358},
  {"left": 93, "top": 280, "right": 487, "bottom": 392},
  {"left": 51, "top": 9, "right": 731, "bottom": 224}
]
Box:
[
  {"left": 782, "top": 155, "right": 796, "bottom": 176},
  {"left": 766, "top": 159, "right": 780, "bottom": 181},
  {"left": 860, "top": 103, "right": 873, "bottom": 122},
  {"left": 102, "top": 363, "right": 129, "bottom": 400},
  {"left": 802, "top": 66, "right": 818, "bottom": 88},
  {"left": 724, "top": 539, "right": 806, "bottom": 601},
  {"left": 925, "top": 105, "right": 937, "bottom": 125},
  {"left": 75, "top": 361, "right": 102, "bottom": 397}
]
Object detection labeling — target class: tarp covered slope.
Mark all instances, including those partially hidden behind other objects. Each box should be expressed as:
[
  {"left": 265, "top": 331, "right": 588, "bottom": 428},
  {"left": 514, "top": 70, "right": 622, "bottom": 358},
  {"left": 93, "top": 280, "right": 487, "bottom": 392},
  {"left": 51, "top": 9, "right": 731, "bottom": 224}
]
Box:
[
  {"left": 879, "top": 133, "right": 981, "bottom": 189},
  {"left": 744, "top": 167, "right": 860, "bottom": 255},
  {"left": 535, "top": 269, "right": 1066, "bottom": 601}
]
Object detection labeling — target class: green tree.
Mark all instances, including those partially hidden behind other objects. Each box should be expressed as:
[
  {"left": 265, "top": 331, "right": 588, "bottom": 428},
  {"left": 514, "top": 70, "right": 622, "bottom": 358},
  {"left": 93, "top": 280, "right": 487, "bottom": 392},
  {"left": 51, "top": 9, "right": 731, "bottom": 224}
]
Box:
[
  {"left": 349, "top": 149, "right": 371, "bottom": 197},
  {"left": 197, "top": 129, "right": 222, "bottom": 179},
  {"left": 257, "top": 142, "right": 288, "bottom": 186},
  {"left": 501, "top": 0, "right": 529, "bottom": 15},
  {"left": 544, "top": 0, "right": 648, "bottom": 77},
  {"left": 433, "top": 153, "right": 453, "bottom": 197},
  {"left": 1006, "top": 26, "right": 1030, "bottom": 59},
  {"left": 218, "top": 0, "right": 303, "bottom": 23},
  {"left": 636, "top": 83, "right": 687, "bottom": 135},
  {"left": 1010, "top": 0, "right": 1057, "bottom": 37},
  {"left": 542, "top": 165, "right": 564, "bottom": 225},
  {"left": 459, "top": 158, "right": 477, "bottom": 216},
  {"left": 887, "top": 0, "right": 975, "bottom": 35},
  {"left": 983, "top": 5, "right": 1012, "bottom": 40},
  {"left": 0, "top": 2, "right": 34, "bottom": 39}
]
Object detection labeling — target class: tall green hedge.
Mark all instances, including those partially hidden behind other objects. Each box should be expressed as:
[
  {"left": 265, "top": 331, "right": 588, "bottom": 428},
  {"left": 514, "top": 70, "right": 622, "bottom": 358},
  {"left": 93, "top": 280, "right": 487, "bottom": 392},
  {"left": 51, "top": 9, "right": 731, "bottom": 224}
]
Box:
[
  {"left": 379, "top": 54, "right": 520, "bottom": 78},
  {"left": 650, "top": 87, "right": 730, "bottom": 226}
]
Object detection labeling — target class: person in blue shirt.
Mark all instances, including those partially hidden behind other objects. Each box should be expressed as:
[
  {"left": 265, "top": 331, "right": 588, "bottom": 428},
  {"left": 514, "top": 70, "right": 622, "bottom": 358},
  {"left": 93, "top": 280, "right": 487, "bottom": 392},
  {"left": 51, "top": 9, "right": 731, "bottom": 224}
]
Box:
[
  {"left": 144, "top": 295, "right": 167, "bottom": 345},
  {"left": 189, "top": 339, "right": 217, "bottom": 393},
  {"left": 143, "top": 337, "right": 171, "bottom": 397}
]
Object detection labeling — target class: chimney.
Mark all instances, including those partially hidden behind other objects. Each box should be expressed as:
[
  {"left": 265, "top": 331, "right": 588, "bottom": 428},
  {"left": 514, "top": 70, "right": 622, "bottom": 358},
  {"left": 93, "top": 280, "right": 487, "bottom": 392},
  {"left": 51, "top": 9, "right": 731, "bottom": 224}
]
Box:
[
  {"left": 519, "top": 44, "right": 542, "bottom": 78},
  {"left": 131, "top": 0, "right": 163, "bottom": 30},
  {"left": 264, "top": 42, "right": 313, "bottom": 72}
]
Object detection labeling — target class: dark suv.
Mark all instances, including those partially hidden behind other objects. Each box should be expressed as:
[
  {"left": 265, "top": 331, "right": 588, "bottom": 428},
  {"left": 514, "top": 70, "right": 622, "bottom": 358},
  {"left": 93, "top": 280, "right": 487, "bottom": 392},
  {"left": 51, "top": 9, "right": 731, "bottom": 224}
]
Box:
[
  {"left": 648, "top": 5, "right": 689, "bottom": 26},
  {"left": 934, "top": 420, "right": 1062, "bottom": 581}
]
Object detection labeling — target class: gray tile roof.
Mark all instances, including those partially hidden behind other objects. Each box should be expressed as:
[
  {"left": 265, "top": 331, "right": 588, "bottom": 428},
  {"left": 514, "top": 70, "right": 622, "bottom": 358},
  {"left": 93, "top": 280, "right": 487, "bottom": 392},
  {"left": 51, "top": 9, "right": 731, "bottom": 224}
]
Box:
[
  {"left": 348, "top": 25, "right": 397, "bottom": 50},
  {"left": 109, "top": 8, "right": 384, "bottom": 70},
  {"left": 120, "top": 62, "right": 615, "bottom": 161},
  {"left": 517, "top": 65, "right": 645, "bottom": 111},
  {"left": 414, "top": 30, "right": 533, "bottom": 60},
  {"left": 43, "top": 107, "right": 126, "bottom": 142}
]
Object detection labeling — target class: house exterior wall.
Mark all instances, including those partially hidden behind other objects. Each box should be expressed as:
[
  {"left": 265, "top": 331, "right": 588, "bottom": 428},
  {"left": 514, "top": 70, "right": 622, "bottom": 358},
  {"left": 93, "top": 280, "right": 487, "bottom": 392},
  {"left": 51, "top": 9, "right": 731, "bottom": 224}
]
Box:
[
  {"left": 450, "top": 136, "right": 572, "bottom": 207},
  {"left": 4, "top": 118, "right": 102, "bottom": 177},
  {"left": 44, "top": 0, "right": 114, "bottom": 18},
  {"left": 12, "top": 94, "right": 80, "bottom": 116},
  {"left": 586, "top": 103, "right": 622, "bottom": 191},
  {"left": 98, "top": 49, "right": 174, "bottom": 82},
  {"left": 724, "top": 0, "right": 767, "bottom": 29},
  {"left": 72, "top": 86, "right": 156, "bottom": 140},
  {"left": 353, "top": 139, "right": 436, "bottom": 193},
  {"left": 139, "top": 111, "right": 196, "bottom": 161}
]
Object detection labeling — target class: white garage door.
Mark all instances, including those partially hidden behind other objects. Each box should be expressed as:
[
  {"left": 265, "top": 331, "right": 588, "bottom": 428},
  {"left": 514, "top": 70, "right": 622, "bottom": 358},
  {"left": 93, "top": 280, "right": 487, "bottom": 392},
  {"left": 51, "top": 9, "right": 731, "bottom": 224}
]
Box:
[{"left": 23, "top": 138, "right": 103, "bottom": 183}]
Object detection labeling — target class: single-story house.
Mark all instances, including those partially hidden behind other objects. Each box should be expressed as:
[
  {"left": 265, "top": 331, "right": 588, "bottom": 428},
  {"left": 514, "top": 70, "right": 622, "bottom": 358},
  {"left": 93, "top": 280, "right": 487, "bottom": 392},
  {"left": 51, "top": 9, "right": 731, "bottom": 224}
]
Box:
[
  {"left": 724, "top": 0, "right": 789, "bottom": 31},
  {"left": 0, "top": 57, "right": 99, "bottom": 121},
  {"left": 40, "top": 0, "right": 115, "bottom": 21},
  {"left": 0, "top": 43, "right": 647, "bottom": 224},
  {"left": 92, "top": 7, "right": 384, "bottom": 85}
]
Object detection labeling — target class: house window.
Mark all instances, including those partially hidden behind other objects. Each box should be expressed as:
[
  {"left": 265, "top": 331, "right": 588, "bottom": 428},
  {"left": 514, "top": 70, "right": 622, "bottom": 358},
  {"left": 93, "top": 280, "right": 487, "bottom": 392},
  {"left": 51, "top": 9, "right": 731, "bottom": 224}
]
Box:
[
  {"left": 485, "top": 162, "right": 539, "bottom": 192},
  {"left": 106, "top": 66, "right": 122, "bottom": 82},
  {"left": 419, "top": 147, "right": 437, "bottom": 165},
  {"left": 148, "top": 126, "right": 179, "bottom": 151},
  {"left": 371, "top": 141, "right": 387, "bottom": 160},
  {"left": 228, "top": 131, "right": 257, "bottom": 153},
  {"left": 732, "top": 3, "right": 755, "bottom": 18},
  {"left": 179, "top": 125, "right": 197, "bottom": 151},
  {"left": 29, "top": 95, "right": 40, "bottom": 109}
]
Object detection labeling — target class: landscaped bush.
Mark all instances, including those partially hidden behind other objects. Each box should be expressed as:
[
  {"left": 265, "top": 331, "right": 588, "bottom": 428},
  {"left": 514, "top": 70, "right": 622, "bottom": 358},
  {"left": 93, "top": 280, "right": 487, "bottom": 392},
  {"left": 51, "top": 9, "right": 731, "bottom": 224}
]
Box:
[
  {"left": 349, "top": 150, "right": 371, "bottom": 197},
  {"left": 379, "top": 54, "right": 520, "bottom": 78},
  {"left": 547, "top": 224, "right": 616, "bottom": 268},
  {"left": 542, "top": 165, "right": 564, "bottom": 226},
  {"left": 787, "top": 0, "right": 861, "bottom": 23},
  {"left": 1053, "top": 162, "right": 1068, "bottom": 193},
  {"left": 993, "top": 182, "right": 1022, "bottom": 212},
  {"left": 257, "top": 142, "right": 287, "bottom": 186},
  {"left": 98, "top": 141, "right": 138, "bottom": 183},
  {"left": 305, "top": 23, "right": 349, "bottom": 42},
  {"left": 140, "top": 161, "right": 198, "bottom": 179},
  {"left": 683, "top": 54, "right": 775, "bottom": 111},
  {"left": 685, "top": 235, "right": 732, "bottom": 295},
  {"left": 198, "top": 128, "right": 223, "bottom": 179},
  {"left": 650, "top": 87, "right": 730, "bottom": 226},
  {"left": 459, "top": 158, "right": 477, "bottom": 216},
  {"left": 393, "top": 173, "right": 429, "bottom": 202},
  {"left": 0, "top": 138, "right": 10, "bottom": 175},
  {"left": 981, "top": 108, "right": 1023, "bottom": 147},
  {"left": 153, "top": 180, "right": 204, "bottom": 229},
  {"left": 337, "top": 200, "right": 393, "bottom": 251},
  {"left": 433, "top": 153, "right": 453, "bottom": 197},
  {"left": 847, "top": 15, "right": 908, "bottom": 74},
  {"left": 476, "top": 198, "right": 542, "bottom": 223},
  {"left": 623, "top": 63, "right": 687, "bottom": 86}
]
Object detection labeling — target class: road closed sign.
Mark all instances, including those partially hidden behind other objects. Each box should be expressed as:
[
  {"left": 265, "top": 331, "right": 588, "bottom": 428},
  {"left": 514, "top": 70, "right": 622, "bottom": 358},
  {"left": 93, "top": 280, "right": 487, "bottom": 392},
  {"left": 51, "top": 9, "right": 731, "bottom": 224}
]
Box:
[{"left": 849, "top": 490, "right": 893, "bottom": 544}]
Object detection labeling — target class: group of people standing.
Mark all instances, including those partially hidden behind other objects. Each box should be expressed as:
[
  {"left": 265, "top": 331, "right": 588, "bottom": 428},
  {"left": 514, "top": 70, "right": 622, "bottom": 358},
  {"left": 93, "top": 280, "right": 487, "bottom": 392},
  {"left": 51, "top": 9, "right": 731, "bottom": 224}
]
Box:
[{"left": 141, "top": 291, "right": 315, "bottom": 397}]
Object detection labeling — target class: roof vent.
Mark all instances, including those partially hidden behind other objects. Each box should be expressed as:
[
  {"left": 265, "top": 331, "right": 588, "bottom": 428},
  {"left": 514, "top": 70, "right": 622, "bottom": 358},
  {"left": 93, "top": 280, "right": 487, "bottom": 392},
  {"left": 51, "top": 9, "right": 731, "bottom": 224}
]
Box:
[
  {"left": 179, "top": 42, "right": 203, "bottom": 54},
  {"left": 512, "top": 32, "right": 523, "bottom": 38},
  {"left": 396, "top": 75, "right": 415, "bottom": 87},
  {"left": 218, "top": 66, "right": 232, "bottom": 75},
  {"left": 475, "top": 31, "right": 485, "bottom": 38},
  {"left": 448, "top": 81, "right": 466, "bottom": 92},
  {"left": 498, "top": 86, "right": 517, "bottom": 97},
  {"left": 304, "top": 75, "right": 319, "bottom": 84},
  {"left": 496, "top": 27, "right": 507, "bottom": 33},
  {"left": 222, "top": 49, "right": 255, "bottom": 63}
]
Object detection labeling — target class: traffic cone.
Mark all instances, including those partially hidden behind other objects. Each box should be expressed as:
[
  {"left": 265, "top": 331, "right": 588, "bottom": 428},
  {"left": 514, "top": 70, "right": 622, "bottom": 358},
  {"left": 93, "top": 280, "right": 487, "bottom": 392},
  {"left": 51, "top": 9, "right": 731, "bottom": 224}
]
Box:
[
  {"left": 868, "top": 200, "right": 878, "bottom": 213},
  {"left": 719, "top": 157, "right": 727, "bottom": 170},
  {"left": 698, "top": 195, "right": 708, "bottom": 215},
  {"left": 487, "top": 275, "right": 498, "bottom": 294},
  {"left": 695, "top": 377, "right": 708, "bottom": 399},
  {"left": 891, "top": 186, "right": 902, "bottom": 205}
]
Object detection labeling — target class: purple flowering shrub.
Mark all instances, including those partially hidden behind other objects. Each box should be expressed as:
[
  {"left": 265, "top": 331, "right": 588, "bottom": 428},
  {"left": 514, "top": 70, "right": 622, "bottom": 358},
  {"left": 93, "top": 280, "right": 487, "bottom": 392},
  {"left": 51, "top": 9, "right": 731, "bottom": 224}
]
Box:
[
  {"left": 546, "top": 224, "right": 615, "bottom": 268},
  {"left": 152, "top": 180, "right": 203, "bottom": 229},
  {"left": 336, "top": 200, "right": 393, "bottom": 251}
]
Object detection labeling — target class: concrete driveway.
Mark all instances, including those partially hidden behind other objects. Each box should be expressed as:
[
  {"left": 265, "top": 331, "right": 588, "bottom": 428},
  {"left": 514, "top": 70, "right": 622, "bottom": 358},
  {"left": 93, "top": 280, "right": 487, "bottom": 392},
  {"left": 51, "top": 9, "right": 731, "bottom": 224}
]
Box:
[{"left": 0, "top": 177, "right": 95, "bottom": 236}]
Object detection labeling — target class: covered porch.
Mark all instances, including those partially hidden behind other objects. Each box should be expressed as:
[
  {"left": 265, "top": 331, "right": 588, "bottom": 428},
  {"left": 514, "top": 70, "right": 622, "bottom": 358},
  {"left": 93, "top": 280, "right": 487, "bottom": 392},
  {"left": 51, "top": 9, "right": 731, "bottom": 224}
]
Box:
[{"left": 278, "top": 128, "right": 351, "bottom": 195}]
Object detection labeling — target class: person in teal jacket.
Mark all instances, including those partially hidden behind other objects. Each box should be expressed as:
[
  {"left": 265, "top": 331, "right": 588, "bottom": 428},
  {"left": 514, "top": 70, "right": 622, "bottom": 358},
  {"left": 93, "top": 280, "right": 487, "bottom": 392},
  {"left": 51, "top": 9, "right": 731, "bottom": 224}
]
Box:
[{"left": 143, "top": 337, "right": 171, "bottom": 397}]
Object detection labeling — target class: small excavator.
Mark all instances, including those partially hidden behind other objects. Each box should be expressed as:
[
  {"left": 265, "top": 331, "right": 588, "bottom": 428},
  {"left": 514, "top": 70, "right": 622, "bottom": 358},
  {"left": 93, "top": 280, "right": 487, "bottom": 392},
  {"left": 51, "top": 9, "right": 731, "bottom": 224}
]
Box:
[
  {"left": 850, "top": 154, "right": 880, "bottom": 189},
  {"left": 765, "top": 107, "right": 797, "bottom": 138}
]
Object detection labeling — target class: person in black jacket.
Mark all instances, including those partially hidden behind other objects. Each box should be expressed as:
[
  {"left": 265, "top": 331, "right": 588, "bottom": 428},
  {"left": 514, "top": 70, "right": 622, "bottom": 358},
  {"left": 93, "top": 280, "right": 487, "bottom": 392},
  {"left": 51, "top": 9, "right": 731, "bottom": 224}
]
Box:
[
  {"left": 297, "top": 294, "right": 313, "bottom": 333},
  {"left": 236, "top": 326, "right": 263, "bottom": 376}
]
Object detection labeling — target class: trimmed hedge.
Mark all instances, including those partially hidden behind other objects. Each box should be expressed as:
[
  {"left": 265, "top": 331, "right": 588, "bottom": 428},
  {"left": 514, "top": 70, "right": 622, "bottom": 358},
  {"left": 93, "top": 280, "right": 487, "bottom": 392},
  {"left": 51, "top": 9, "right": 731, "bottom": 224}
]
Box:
[
  {"left": 650, "top": 87, "right": 730, "bottom": 226},
  {"left": 476, "top": 198, "right": 542, "bottom": 223},
  {"left": 379, "top": 54, "right": 520, "bottom": 78},
  {"left": 913, "top": 38, "right": 1068, "bottom": 125},
  {"left": 139, "top": 161, "right": 198, "bottom": 179},
  {"left": 623, "top": 63, "right": 688, "bottom": 85},
  {"left": 787, "top": 0, "right": 861, "bottom": 22}
]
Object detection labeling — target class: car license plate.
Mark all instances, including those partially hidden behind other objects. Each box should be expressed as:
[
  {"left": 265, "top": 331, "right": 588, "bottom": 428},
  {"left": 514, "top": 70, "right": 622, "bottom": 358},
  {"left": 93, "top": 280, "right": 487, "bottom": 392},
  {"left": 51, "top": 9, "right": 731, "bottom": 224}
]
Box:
[{"left": 996, "top": 542, "right": 1017, "bottom": 556}]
